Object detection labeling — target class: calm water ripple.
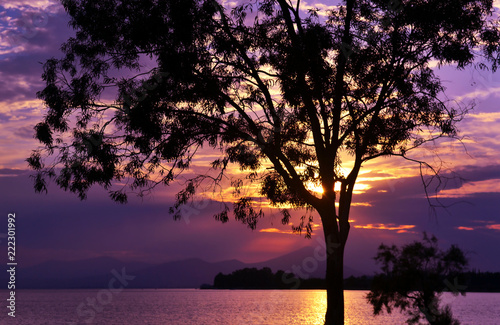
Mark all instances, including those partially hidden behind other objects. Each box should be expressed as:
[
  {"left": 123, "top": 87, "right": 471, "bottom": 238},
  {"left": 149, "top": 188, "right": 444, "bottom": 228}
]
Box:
[{"left": 0, "top": 289, "right": 498, "bottom": 324}]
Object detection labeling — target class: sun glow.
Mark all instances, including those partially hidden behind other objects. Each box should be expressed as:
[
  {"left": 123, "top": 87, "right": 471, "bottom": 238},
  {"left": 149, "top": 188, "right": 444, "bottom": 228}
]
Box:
[{"left": 307, "top": 182, "right": 371, "bottom": 195}]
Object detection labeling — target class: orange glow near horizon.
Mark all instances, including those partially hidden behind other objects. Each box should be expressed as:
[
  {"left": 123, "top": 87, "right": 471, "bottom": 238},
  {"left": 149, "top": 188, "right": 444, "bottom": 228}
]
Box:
[{"left": 307, "top": 181, "right": 372, "bottom": 195}]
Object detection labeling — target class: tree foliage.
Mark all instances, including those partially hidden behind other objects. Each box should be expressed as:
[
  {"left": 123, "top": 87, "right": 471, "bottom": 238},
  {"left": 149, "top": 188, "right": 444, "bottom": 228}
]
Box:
[
  {"left": 28, "top": 0, "right": 499, "bottom": 323},
  {"left": 367, "top": 233, "right": 468, "bottom": 325},
  {"left": 29, "top": 0, "right": 499, "bottom": 229}
]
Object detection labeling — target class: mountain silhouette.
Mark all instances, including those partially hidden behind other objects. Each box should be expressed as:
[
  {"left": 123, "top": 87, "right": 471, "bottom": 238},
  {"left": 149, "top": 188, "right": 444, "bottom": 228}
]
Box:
[{"left": 7, "top": 247, "right": 362, "bottom": 288}]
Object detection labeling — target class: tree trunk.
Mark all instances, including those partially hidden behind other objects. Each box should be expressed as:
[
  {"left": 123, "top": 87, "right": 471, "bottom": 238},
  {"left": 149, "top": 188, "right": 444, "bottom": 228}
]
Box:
[
  {"left": 323, "top": 232, "right": 345, "bottom": 325},
  {"left": 319, "top": 176, "right": 353, "bottom": 324}
]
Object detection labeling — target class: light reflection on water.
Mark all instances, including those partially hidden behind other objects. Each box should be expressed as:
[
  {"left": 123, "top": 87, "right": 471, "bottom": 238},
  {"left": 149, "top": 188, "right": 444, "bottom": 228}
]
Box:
[{"left": 2, "top": 289, "right": 499, "bottom": 324}]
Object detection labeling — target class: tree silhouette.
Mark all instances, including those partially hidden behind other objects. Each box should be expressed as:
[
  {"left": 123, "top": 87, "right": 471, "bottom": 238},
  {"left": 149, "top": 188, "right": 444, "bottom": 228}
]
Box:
[
  {"left": 213, "top": 267, "right": 297, "bottom": 289},
  {"left": 28, "top": 0, "right": 499, "bottom": 323},
  {"left": 367, "top": 233, "right": 468, "bottom": 325}
]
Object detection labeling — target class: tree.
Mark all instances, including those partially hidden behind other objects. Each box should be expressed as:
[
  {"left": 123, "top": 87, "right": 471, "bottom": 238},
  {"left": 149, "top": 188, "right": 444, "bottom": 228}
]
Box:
[
  {"left": 28, "top": 0, "right": 499, "bottom": 323},
  {"left": 213, "top": 267, "right": 297, "bottom": 289},
  {"left": 367, "top": 233, "right": 468, "bottom": 325}
]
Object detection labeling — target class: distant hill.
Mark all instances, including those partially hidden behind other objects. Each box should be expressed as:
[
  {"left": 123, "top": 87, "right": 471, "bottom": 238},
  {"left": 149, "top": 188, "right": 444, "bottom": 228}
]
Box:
[
  {"left": 19, "top": 256, "right": 152, "bottom": 280},
  {"left": 252, "top": 245, "right": 363, "bottom": 279},
  {"left": 3, "top": 247, "right": 363, "bottom": 289},
  {"left": 10, "top": 257, "right": 152, "bottom": 289},
  {"left": 128, "top": 258, "right": 247, "bottom": 288}
]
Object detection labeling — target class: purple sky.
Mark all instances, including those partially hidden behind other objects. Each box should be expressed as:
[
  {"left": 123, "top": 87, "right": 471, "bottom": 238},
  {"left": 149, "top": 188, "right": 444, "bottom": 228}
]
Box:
[{"left": 1, "top": 1, "right": 499, "bottom": 275}]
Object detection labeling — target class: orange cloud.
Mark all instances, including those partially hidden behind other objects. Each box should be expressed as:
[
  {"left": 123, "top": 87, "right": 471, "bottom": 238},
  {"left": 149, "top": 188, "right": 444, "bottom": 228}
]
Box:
[
  {"left": 486, "top": 224, "right": 500, "bottom": 231},
  {"left": 351, "top": 202, "right": 372, "bottom": 207},
  {"left": 457, "top": 226, "right": 474, "bottom": 231},
  {"left": 354, "top": 223, "right": 416, "bottom": 231},
  {"left": 259, "top": 228, "right": 295, "bottom": 235}
]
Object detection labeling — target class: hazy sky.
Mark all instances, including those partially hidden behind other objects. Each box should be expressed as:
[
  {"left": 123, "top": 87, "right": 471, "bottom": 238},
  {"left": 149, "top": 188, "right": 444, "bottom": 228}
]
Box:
[{"left": 0, "top": 0, "right": 499, "bottom": 275}]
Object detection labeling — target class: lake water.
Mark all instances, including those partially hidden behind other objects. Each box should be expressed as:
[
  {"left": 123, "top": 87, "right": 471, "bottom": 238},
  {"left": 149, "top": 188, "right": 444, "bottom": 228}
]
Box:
[{"left": 1, "top": 289, "right": 498, "bottom": 324}]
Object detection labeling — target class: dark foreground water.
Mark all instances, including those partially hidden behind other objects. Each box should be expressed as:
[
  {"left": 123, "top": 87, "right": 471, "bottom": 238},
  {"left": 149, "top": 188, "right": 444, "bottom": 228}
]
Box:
[{"left": 0, "top": 289, "right": 498, "bottom": 324}]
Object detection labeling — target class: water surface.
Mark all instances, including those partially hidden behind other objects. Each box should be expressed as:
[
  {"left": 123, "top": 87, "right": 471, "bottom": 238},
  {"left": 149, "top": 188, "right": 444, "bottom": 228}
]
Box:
[{"left": 1, "top": 289, "right": 498, "bottom": 324}]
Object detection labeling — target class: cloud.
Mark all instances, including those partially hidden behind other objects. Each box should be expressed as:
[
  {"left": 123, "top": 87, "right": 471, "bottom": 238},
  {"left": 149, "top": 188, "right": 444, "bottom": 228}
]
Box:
[
  {"left": 0, "top": 112, "right": 9, "bottom": 121},
  {"left": 468, "top": 112, "right": 500, "bottom": 123},
  {"left": 455, "top": 224, "right": 500, "bottom": 231},
  {"left": 457, "top": 226, "right": 474, "bottom": 231},
  {"left": 258, "top": 221, "right": 321, "bottom": 236},
  {"left": 486, "top": 224, "right": 500, "bottom": 231},
  {"left": 437, "top": 63, "right": 500, "bottom": 104},
  {"left": 0, "top": 5, "right": 74, "bottom": 169},
  {"left": 0, "top": 2, "right": 66, "bottom": 56},
  {"left": 259, "top": 228, "right": 295, "bottom": 235},
  {"left": 1, "top": 1, "right": 60, "bottom": 11},
  {"left": 13, "top": 124, "right": 34, "bottom": 139},
  {"left": 439, "top": 179, "right": 500, "bottom": 198},
  {"left": 353, "top": 223, "right": 416, "bottom": 232},
  {"left": 351, "top": 202, "right": 372, "bottom": 207},
  {"left": 0, "top": 67, "right": 42, "bottom": 103},
  {"left": 301, "top": 1, "right": 339, "bottom": 17}
]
